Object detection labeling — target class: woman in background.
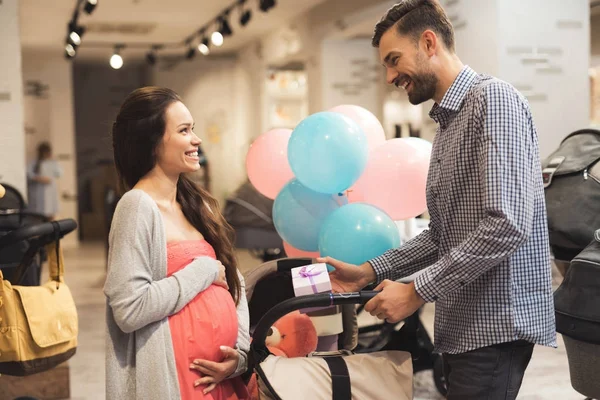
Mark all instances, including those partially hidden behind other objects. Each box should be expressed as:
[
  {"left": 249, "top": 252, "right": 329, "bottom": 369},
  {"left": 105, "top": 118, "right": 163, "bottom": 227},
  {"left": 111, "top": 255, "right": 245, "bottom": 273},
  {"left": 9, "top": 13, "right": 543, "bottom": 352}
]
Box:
[
  {"left": 27, "top": 142, "right": 62, "bottom": 219},
  {"left": 105, "top": 87, "right": 249, "bottom": 400}
]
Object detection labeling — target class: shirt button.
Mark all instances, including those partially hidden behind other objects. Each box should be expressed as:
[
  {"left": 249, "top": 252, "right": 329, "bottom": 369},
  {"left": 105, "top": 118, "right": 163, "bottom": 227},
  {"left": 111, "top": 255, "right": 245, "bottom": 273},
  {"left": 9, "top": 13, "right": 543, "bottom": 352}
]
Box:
[
  {"left": 433, "top": 296, "right": 438, "bottom": 301},
  {"left": 459, "top": 281, "right": 465, "bottom": 285}
]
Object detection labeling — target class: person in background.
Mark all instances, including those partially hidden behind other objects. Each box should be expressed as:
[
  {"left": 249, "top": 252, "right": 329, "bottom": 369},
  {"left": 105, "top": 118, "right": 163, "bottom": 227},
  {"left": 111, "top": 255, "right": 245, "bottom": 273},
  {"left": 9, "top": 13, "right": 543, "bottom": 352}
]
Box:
[
  {"left": 105, "top": 87, "right": 249, "bottom": 400},
  {"left": 27, "top": 142, "right": 62, "bottom": 219},
  {"left": 320, "top": 1, "right": 556, "bottom": 399}
]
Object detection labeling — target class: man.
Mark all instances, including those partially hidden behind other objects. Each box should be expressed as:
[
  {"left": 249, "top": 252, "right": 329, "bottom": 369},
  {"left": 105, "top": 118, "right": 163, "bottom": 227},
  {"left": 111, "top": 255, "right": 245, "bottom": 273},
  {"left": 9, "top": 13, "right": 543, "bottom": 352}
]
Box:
[{"left": 318, "top": 1, "right": 556, "bottom": 398}]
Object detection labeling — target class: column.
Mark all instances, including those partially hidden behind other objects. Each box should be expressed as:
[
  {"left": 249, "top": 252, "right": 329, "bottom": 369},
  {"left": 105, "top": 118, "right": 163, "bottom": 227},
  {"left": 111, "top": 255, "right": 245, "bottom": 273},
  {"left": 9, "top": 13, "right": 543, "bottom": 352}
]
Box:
[{"left": 0, "top": 0, "right": 27, "bottom": 197}]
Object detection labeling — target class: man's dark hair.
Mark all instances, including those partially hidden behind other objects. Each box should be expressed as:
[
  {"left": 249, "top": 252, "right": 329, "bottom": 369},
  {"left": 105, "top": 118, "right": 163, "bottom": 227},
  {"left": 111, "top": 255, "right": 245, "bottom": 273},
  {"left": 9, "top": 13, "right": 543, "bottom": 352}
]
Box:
[{"left": 372, "top": 0, "right": 455, "bottom": 52}]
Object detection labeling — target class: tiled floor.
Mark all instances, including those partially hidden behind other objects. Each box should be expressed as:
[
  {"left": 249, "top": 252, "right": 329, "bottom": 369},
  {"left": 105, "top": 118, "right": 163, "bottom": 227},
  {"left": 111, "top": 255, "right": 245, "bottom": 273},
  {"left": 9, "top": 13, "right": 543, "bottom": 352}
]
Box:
[{"left": 55, "top": 243, "right": 586, "bottom": 399}]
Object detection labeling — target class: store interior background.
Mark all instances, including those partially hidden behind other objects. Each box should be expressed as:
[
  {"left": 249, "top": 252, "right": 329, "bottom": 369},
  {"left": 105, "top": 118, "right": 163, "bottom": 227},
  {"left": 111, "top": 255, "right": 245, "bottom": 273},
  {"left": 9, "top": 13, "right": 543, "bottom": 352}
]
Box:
[{"left": 0, "top": 0, "right": 598, "bottom": 399}]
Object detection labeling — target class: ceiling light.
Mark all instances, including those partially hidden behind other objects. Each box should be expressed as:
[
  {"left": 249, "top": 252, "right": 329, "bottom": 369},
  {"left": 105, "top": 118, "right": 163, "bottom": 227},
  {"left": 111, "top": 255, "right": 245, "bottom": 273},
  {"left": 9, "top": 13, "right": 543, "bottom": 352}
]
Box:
[
  {"left": 65, "top": 44, "right": 76, "bottom": 59},
  {"left": 198, "top": 38, "right": 210, "bottom": 55},
  {"left": 67, "top": 23, "right": 85, "bottom": 46},
  {"left": 211, "top": 31, "right": 223, "bottom": 47},
  {"left": 219, "top": 16, "right": 233, "bottom": 37},
  {"left": 69, "top": 31, "right": 81, "bottom": 46},
  {"left": 110, "top": 54, "right": 123, "bottom": 69},
  {"left": 259, "top": 0, "right": 276, "bottom": 12},
  {"left": 186, "top": 47, "right": 196, "bottom": 60},
  {"left": 240, "top": 9, "right": 252, "bottom": 26},
  {"left": 83, "top": 0, "right": 97, "bottom": 14},
  {"left": 110, "top": 45, "right": 124, "bottom": 69},
  {"left": 146, "top": 51, "right": 156, "bottom": 66}
]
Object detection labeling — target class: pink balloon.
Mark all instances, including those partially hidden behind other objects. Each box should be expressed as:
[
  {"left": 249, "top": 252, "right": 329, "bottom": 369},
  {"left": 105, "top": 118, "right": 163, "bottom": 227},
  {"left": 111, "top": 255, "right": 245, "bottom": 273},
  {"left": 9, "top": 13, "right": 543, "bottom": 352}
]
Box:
[
  {"left": 329, "top": 105, "right": 386, "bottom": 152},
  {"left": 283, "top": 241, "right": 320, "bottom": 258},
  {"left": 351, "top": 138, "right": 431, "bottom": 220},
  {"left": 246, "top": 129, "right": 295, "bottom": 199}
]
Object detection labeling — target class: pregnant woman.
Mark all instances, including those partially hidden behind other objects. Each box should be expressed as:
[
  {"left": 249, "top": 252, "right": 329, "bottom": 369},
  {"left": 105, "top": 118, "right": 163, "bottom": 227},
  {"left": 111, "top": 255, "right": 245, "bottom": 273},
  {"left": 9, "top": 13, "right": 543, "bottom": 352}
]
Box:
[{"left": 104, "top": 86, "right": 249, "bottom": 400}]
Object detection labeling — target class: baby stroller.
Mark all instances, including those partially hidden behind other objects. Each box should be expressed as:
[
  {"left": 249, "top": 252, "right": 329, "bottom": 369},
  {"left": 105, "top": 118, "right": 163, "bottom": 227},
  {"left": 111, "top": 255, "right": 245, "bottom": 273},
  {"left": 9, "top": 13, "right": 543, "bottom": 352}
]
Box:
[
  {"left": 244, "top": 257, "right": 443, "bottom": 399},
  {"left": 0, "top": 183, "right": 51, "bottom": 287},
  {"left": 223, "top": 181, "right": 283, "bottom": 262}
]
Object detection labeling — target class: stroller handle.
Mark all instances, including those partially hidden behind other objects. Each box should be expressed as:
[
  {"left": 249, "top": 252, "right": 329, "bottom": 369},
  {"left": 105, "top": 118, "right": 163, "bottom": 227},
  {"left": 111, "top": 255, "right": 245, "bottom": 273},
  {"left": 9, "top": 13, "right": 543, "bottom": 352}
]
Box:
[
  {"left": 0, "top": 218, "right": 77, "bottom": 249},
  {"left": 251, "top": 291, "right": 379, "bottom": 355}
]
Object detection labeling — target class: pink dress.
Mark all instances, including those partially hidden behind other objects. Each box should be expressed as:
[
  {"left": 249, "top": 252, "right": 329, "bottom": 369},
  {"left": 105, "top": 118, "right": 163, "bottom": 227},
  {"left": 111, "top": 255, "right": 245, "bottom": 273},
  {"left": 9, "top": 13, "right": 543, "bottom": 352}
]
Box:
[{"left": 167, "top": 240, "right": 249, "bottom": 400}]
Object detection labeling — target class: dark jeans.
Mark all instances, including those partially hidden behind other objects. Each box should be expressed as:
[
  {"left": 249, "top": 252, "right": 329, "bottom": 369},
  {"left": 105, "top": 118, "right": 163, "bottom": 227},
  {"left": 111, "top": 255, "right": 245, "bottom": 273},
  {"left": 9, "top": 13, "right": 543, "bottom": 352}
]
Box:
[{"left": 442, "top": 340, "right": 535, "bottom": 400}]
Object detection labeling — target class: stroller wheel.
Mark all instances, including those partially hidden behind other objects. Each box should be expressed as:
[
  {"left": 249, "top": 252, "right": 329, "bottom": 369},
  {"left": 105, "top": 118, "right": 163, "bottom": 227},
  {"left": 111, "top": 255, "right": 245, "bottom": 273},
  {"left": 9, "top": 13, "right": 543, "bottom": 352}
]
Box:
[{"left": 433, "top": 354, "right": 448, "bottom": 396}]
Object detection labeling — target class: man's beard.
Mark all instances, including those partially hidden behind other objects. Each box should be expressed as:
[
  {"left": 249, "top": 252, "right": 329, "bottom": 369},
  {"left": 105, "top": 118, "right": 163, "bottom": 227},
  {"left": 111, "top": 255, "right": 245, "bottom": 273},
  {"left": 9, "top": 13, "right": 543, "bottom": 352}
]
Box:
[{"left": 406, "top": 54, "right": 438, "bottom": 105}]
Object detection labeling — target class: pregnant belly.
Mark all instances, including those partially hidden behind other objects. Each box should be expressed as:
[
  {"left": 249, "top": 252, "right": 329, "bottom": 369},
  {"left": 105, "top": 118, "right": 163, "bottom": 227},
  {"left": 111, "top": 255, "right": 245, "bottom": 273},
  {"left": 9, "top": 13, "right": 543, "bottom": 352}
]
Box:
[{"left": 169, "top": 285, "right": 239, "bottom": 363}]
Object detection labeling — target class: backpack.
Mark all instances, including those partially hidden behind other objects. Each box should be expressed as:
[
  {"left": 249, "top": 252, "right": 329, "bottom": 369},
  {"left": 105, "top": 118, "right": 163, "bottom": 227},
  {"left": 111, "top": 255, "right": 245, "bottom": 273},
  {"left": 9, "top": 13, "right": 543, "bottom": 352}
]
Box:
[{"left": 542, "top": 129, "right": 600, "bottom": 261}]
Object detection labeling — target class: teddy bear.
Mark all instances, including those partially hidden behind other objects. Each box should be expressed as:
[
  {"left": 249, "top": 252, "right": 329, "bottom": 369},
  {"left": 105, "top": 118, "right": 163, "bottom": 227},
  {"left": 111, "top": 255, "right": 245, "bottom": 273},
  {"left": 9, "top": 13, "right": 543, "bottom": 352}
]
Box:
[{"left": 247, "top": 310, "right": 318, "bottom": 399}]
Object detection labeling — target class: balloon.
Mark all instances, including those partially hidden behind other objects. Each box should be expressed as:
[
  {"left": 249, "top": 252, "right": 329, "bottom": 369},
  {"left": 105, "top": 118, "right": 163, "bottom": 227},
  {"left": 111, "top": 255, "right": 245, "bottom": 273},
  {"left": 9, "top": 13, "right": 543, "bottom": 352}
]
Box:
[
  {"left": 329, "top": 105, "right": 386, "bottom": 152},
  {"left": 287, "top": 112, "right": 368, "bottom": 194},
  {"left": 246, "top": 128, "right": 294, "bottom": 199},
  {"left": 283, "top": 241, "right": 320, "bottom": 258},
  {"left": 319, "top": 203, "right": 401, "bottom": 266},
  {"left": 273, "top": 179, "right": 342, "bottom": 251},
  {"left": 351, "top": 138, "right": 431, "bottom": 220},
  {"left": 403, "top": 136, "right": 433, "bottom": 152}
]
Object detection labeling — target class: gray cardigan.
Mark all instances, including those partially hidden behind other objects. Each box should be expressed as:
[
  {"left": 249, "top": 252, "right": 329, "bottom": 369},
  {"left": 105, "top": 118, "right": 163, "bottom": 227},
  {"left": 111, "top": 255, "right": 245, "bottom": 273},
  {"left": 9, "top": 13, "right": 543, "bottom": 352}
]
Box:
[{"left": 104, "top": 189, "right": 250, "bottom": 400}]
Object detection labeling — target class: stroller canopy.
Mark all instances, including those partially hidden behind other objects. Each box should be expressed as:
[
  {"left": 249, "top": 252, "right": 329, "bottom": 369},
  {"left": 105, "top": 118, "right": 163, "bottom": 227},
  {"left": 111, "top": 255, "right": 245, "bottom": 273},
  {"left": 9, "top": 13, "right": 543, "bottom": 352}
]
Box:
[{"left": 223, "top": 181, "right": 275, "bottom": 231}]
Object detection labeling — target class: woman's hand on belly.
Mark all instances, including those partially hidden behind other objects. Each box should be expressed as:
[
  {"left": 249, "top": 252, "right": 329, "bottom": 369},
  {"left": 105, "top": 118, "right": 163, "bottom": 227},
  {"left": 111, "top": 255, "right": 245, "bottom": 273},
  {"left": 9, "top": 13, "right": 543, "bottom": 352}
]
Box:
[
  {"left": 214, "top": 261, "right": 228, "bottom": 289},
  {"left": 190, "top": 345, "right": 239, "bottom": 394}
]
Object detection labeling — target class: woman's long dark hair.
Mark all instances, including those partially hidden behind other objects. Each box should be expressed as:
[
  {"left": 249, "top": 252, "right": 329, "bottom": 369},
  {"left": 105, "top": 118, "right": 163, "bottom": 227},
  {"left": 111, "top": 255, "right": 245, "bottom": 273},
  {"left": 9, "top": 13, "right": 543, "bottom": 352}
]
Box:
[{"left": 111, "top": 86, "right": 241, "bottom": 304}]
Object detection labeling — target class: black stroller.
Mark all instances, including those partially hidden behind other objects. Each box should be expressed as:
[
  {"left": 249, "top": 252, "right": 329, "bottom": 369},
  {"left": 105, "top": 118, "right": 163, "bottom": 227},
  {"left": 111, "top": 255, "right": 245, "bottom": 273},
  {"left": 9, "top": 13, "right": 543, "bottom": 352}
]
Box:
[
  {"left": 223, "top": 181, "right": 283, "bottom": 262},
  {"left": 244, "top": 257, "right": 447, "bottom": 397},
  {"left": 0, "top": 183, "right": 51, "bottom": 287}
]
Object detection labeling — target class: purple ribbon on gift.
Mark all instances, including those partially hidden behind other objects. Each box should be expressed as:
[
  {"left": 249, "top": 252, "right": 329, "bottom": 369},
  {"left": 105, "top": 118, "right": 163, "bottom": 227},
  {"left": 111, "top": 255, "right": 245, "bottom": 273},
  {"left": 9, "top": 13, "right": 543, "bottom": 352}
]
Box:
[{"left": 299, "top": 265, "right": 323, "bottom": 294}]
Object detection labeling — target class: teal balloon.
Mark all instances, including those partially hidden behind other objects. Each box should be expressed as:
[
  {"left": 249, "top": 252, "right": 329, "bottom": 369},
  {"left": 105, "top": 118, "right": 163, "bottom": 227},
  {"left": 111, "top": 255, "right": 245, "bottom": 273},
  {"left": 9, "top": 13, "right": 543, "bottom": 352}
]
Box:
[
  {"left": 319, "top": 203, "right": 401, "bottom": 266},
  {"left": 288, "top": 112, "right": 368, "bottom": 194},
  {"left": 273, "top": 179, "right": 342, "bottom": 252}
]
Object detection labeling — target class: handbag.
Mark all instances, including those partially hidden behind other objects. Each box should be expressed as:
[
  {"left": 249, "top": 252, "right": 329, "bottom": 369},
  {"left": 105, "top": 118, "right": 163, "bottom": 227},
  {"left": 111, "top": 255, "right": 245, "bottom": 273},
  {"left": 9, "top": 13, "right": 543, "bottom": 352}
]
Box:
[{"left": 0, "top": 225, "right": 78, "bottom": 376}]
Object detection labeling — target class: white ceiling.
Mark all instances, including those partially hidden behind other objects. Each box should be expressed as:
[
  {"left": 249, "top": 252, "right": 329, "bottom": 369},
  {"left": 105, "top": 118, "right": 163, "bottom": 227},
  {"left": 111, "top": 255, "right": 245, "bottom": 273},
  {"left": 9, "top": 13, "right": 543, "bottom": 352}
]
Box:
[{"left": 19, "top": 0, "right": 327, "bottom": 60}]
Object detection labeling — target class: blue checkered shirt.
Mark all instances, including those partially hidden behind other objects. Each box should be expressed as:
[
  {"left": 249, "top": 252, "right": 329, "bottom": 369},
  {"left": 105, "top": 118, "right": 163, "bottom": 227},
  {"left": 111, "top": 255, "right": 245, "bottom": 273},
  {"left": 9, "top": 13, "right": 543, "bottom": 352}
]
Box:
[{"left": 370, "top": 66, "right": 557, "bottom": 354}]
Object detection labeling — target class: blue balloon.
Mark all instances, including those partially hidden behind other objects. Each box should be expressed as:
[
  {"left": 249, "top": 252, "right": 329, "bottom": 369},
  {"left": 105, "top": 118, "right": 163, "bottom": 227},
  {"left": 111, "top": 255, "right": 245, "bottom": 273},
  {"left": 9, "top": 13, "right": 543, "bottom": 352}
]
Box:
[
  {"left": 288, "top": 112, "right": 368, "bottom": 194},
  {"left": 273, "top": 179, "right": 342, "bottom": 251},
  {"left": 319, "top": 203, "right": 401, "bottom": 267}
]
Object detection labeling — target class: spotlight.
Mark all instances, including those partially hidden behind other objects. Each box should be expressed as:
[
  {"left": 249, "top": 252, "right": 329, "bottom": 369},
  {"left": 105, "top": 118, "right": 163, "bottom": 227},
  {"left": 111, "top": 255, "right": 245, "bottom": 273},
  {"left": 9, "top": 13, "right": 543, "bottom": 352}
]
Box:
[
  {"left": 219, "top": 16, "right": 233, "bottom": 37},
  {"left": 110, "top": 45, "right": 124, "bottom": 69},
  {"left": 198, "top": 38, "right": 210, "bottom": 55},
  {"left": 240, "top": 10, "right": 251, "bottom": 26},
  {"left": 67, "top": 23, "right": 85, "bottom": 46},
  {"left": 69, "top": 31, "right": 81, "bottom": 46},
  {"left": 211, "top": 31, "right": 223, "bottom": 47},
  {"left": 146, "top": 52, "right": 156, "bottom": 65},
  {"left": 83, "top": 0, "right": 97, "bottom": 14},
  {"left": 65, "top": 44, "right": 76, "bottom": 59},
  {"left": 110, "top": 54, "right": 123, "bottom": 69},
  {"left": 259, "top": 0, "right": 276, "bottom": 12},
  {"left": 186, "top": 47, "right": 196, "bottom": 60}
]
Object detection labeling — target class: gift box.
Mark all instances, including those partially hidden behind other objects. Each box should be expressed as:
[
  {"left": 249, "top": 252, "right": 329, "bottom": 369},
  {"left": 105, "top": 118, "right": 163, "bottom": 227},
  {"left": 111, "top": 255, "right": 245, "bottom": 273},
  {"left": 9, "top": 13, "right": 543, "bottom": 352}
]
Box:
[{"left": 291, "top": 263, "right": 332, "bottom": 313}]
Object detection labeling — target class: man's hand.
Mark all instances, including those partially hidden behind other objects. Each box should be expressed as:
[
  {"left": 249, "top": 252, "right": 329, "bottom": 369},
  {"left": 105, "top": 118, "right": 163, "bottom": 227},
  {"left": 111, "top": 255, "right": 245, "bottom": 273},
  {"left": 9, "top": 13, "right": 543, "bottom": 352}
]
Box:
[
  {"left": 317, "top": 256, "right": 376, "bottom": 293},
  {"left": 190, "top": 346, "right": 239, "bottom": 394},
  {"left": 364, "top": 280, "right": 426, "bottom": 323}
]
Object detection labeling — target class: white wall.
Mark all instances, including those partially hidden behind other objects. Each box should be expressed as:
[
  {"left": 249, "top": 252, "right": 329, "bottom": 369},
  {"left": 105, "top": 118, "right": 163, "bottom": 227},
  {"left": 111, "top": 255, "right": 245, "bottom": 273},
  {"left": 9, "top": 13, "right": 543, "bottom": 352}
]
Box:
[
  {"left": 0, "top": 0, "right": 26, "bottom": 197},
  {"left": 419, "top": 0, "right": 591, "bottom": 159},
  {"left": 496, "top": 0, "right": 589, "bottom": 158},
  {"left": 153, "top": 57, "right": 252, "bottom": 206},
  {"left": 321, "top": 39, "right": 383, "bottom": 116},
  {"left": 21, "top": 51, "right": 79, "bottom": 245}
]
